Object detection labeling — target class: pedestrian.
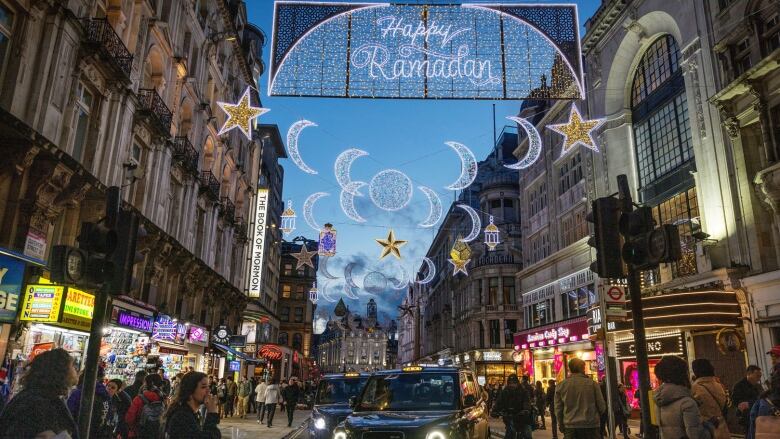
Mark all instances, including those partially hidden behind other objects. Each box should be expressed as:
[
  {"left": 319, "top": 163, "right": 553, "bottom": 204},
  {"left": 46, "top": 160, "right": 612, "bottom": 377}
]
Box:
[
  {"left": 554, "top": 358, "right": 606, "bottom": 439},
  {"left": 208, "top": 376, "right": 217, "bottom": 397},
  {"left": 767, "top": 346, "right": 780, "bottom": 368},
  {"left": 217, "top": 378, "right": 227, "bottom": 417},
  {"left": 125, "top": 373, "right": 165, "bottom": 438},
  {"left": 613, "top": 383, "right": 631, "bottom": 439},
  {"left": 236, "top": 376, "right": 252, "bottom": 418},
  {"left": 0, "top": 348, "right": 80, "bottom": 438},
  {"left": 171, "top": 372, "right": 184, "bottom": 398},
  {"left": 225, "top": 376, "right": 237, "bottom": 417},
  {"left": 691, "top": 359, "right": 731, "bottom": 439},
  {"left": 535, "top": 381, "right": 547, "bottom": 429},
  {"left": 255, "top": 378, "right": 268, "bottom": 424},
  {"left": 125, "top": 370, "right": 148, "bottom": 400},
  {"left": 162, "top": 371, "right": 221, "bottom": 439},
  {"left": 158, "top": 369, "right": 171, "bottom": 399},
  {"left": 747, "top": 366, "right": 780, "bottom": 439},
  {"left": 67, "top": 366, "right": 114, "bottom": 439},
  {"left": 109, "top": 378, "right": 133, "bottom": 439},
  {"left": 249, "top": 377, "right": 257, "bottom": 414},
  {"left": 490, "top": 374, "right": 533, "bottom": 439},
  {"left": 282, "top": 377, "right": 301, "bottom": 427},
  {"left": 599, "top": 378, "right": 608, "bottom": 438},
  {"left": 653, "top": 355, "right": 714, "bottom": 439},
  {"left": 733, "top": 365, "right": 764, "bottom": 434},
  {"left": 547, "top": 380, "right": 559, "bottom": 439},
  {"left": 263, "top": 378, "right": 282, "bottom": 428}
]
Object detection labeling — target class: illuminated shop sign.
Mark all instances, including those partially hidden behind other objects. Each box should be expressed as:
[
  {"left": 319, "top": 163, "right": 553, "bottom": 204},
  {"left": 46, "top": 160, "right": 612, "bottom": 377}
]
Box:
[
  {"left": 247, "top": 189, "right": 269, "bottom": 298},
  {"left": 59, "top": 288, "right": 95, "bottom": 331},
  {"left": 258, "top": 344, "right": 283, "bottom": 360},
  {"left": 482, "top": 351, "right": 502, "bottom": 361},
  {"left": 616, "top": 334, "right": 684, "bottom": 360},
  {"left": 20, "top": 284, "right": 64, "bottom": 323},
  {"left": 152, "top": 315, "right": 186, "bottom": 344},
  {"left": 515, "top": 317, "right": 590, "bottom": 349},
  {"left": 0, "top": 253, "right": 25, "bottom": 323},
  {"left": 187, "top": 325, "right": 209, "bottom": 346},
  {"left": 269, "top": 2, "right": 583, "bottom": 100}
]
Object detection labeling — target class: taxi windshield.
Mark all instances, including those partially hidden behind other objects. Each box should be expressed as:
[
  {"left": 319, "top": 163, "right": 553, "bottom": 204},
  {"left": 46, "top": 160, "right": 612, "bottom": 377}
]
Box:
[
  {"left": 357, "top": 372, "right": 458, "bottom": 411},
  {"left": 316, "top": 377, "right": 368, "bottom": 405}
]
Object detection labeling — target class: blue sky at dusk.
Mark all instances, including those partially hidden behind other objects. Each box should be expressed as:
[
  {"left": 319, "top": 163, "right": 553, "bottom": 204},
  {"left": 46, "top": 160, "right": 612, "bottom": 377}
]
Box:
[{"left": 246, "top": 1, "right": 602, "bottom": 330}]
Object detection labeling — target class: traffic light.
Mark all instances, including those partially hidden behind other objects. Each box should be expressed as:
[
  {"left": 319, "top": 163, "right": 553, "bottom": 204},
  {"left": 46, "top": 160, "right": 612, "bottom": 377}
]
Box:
[
  {"left": 620, "top": 206, "right": 682, "bottom": 270},
  {"left": 51, "top": 220, "right": 117, "bottom": 290},
  {"left": 106, "top": 210, "right": 141, "bottom": 295},
  {"left": 586, "top": 197, "right": 624, "bottom": 278}
]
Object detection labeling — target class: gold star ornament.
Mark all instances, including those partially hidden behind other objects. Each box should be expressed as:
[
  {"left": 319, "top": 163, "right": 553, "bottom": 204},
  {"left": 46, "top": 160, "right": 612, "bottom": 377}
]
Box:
[
  {"left": 448, "top": 236, "right": 472, "bottom": 276},
  {"left": 292, "top": 245, "right": 317, "bottom": 270},
  {"left": 547, "top": 105, "right": 605, "bottom": 156},
  {"left": 217, "top": 86, "right": 270, "bottom": 140},
  {"left": 376, "top": 229, "right": 407, "bottom": 260}
]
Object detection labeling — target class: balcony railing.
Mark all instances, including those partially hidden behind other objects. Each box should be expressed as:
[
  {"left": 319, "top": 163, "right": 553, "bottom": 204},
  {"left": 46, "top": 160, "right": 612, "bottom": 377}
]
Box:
[
  {"left": 219, "top": 197, "right": 236, "bottom": 224},
  {"left": 82, "top": 18, "right": 133, "bottom": 81},
  {"left": 172, "top": 136, "right": 199, "bottom": 175},
  {"left": 199, "top": 171, "right": 220, "bottom": 201},
  {"left": 137, "top": 88, "right": 173, "bottom": 136}
]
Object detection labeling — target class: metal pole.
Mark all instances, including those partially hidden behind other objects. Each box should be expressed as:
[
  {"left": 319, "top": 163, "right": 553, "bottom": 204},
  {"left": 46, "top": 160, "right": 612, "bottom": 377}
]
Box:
[
  {"left": 78, "top": 288, "right": 110, "bottom": 439},
  {"left": 627, "top": 267, "right": 656, "bottom": 439},
  {"left": 599, "top": 287, "right": 616, "bottom": 439}
]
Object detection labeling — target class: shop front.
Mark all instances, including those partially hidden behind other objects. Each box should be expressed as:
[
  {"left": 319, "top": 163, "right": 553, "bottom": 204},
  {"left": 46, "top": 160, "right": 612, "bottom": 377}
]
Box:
[
  {"left": 0, "top": 250, "right": 42, "bottom": 362},
  {"left": 102, "top": 298, "right": 155, "bottom": 382},
  {"left": 454, "top": 349, "right": 521, "bottom": 387},
  {"left": 185, "top": 324, "right": 209, "bottom": 373},
  {"left": 18, "top": 281, "right": 95, "bottom": 370},
  {"left": 257, "top": 343, "right": 284, "bottom": 380},
  {"left": 514, "top": 316, "right": 594, "bottom": 386},
  {"left": 150, "top": 314, "right": 189, "bottom": 378}
]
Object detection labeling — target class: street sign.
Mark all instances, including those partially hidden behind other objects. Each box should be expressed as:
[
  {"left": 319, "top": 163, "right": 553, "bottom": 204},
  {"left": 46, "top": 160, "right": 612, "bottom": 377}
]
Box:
[{"left": 605, "top": 285, "right": 626, "bottom": 304}]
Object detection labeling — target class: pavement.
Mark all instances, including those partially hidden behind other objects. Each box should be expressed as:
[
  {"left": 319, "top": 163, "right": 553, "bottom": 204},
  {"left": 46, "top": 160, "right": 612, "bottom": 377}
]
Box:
[
  {"left": 490, "top": 417, "right": 642, "bottom": 439},
  {"left": 219, "top": 408, "right": 311, "bottom": 439}
]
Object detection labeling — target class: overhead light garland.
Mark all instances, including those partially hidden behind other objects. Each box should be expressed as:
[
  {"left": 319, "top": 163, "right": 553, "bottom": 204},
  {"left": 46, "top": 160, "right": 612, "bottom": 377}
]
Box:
[
  {"left": 216, "top": 86, "right": 269, "bottom": 140},
  {"left": 547, "top": 105, "right": 606, "bottom": 156},
  {"left": 376, "top": 229, "right": 407, "bottom": 260}
]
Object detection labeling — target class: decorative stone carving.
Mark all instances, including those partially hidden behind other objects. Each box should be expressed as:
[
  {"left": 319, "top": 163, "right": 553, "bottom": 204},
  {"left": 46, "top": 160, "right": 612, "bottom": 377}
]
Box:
[
  {"left": 716, "top": 103, "right": 741, "bottom": 139},
  {"left": 754, "top": 162, "right": 780, "bottom": 216},
  {"left": 682, "top": 58, "right": 708, "bottom": 140}
]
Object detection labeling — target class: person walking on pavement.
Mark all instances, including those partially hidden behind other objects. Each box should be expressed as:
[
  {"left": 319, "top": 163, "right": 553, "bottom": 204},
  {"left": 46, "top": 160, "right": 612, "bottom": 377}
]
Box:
[
  {"left": 613, "top": 383, "right": 631, "bottom": 439},
  {"left": 0, "top": 348, "right": 80, "bottom": 439},
  {"left": 109, "top": 378, "right": 133, "bottom": 439},
  {"left": 691, "top": 359, "right": 731, "bottom": 439},
  {"left": 125, "top": 373, "right": 165, "bottom": 438},
  {"left": 282, "top": 377, "right": 301, "bottom": 427},
  {"left": 747, "top": 365, "right": 780, "bottom": 439},
  {"left": 733, "top": 365, "right": 764, "bottom": 434},
  {"left": 225, "top": 376, "right": 237, "bottom": 417},
  {"left": 554, "top": 358, "right": 606, "bottom": 439},
  {"left": 547, "top": 380, "right": 559, "bottom": 439},
  {"left": 263, "top": 378, "right": 282, "bottom": 428},
  {"left": 67, "top": 366, "right": 114, "bottom": 439},
  {"left": 535, "top": 381, "right": 547, "bottom": 429},
  {"left": 653, "top": 355, "right": 714, "bottom": 439},
  {"left": 236, "top": 377, "right": 252, "bottom": 418},
  {"left": 255, "top": 378, "right": 268, "bottom": 424},
  {"left": 491, "top": 375, "right": 533, "bottom": 439},
  {"left": 125, "top": 370, "right": 148, "bottom": 400},
  {"left": 217, "top": 378, "right": 227, "bottom": 418},
  {"left": 163, "top": 371, "right": 221, "bottom": 439}
]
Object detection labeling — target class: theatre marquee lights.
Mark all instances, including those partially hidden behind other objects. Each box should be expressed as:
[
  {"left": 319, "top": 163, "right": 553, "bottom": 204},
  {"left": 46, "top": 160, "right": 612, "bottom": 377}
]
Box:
[{"left": 270, "top": 2, "right": 583, "bottom": 100}]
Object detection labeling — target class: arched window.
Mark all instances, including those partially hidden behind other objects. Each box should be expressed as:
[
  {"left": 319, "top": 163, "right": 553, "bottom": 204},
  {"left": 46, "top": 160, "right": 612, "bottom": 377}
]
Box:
[
  {"left": 292, "top": 333, "right": 302, "bottom": 351},
  {"left": 631, "top": 35, "right": 694, "bottom": 200},
  {"left": 278, "top": 332, "right": 288, "bottom": 346}
]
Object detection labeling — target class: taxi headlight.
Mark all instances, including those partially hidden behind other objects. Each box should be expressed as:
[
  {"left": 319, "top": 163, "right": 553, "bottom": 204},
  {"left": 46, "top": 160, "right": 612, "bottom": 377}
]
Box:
[
  {"left": 334, "top": 432, "right": 348, "bottom": 439},
  {"left": 314, "top": 417, "right": 327, "bottom": 430},
  {"left": 426, "top": 431, "right": 447, "bottom": 439}
]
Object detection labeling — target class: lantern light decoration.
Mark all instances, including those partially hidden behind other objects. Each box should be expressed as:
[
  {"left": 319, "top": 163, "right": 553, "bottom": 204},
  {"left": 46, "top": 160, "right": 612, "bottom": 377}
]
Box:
[
  {"left": 309, "top": 282, "right": 318, "bottom": 304},
  {"left": 280, "top": 200, "right": 296, "bottom": 235},
  {"left": 484, "top": 216, "right": 500, "bottom": 251},
  {"left": 318, "top": 223, "right": 337, "bottom": 256}
]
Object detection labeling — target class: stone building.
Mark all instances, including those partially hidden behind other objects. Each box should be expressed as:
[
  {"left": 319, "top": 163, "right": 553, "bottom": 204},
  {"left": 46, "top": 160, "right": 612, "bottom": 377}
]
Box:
[
  {"left": 413, "top": 130, "right": 523, "bottom": 386},
  {"left": 0, "top": 0, "right": 267, "bottom": 367},
  {"left": 317, "top": 298, "right": 387, "bottom": 373}
]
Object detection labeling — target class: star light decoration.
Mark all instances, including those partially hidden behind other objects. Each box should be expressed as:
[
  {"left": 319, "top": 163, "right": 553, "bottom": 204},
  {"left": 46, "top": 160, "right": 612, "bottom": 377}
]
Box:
[
  {"left": 376, "top": 229, "right": 407, "bottom": 260},
  {"left": 216, "top": 86, "right": 269, "bottom": 140},
  {"left": 292, "top": 244, "right": 317, "bottom": 270},
  {"left": 448, "top": 235, "right": 472, "bottom": 276},
  {"left": 280, "top": 200, "right": 296, "bottom": 236},
  {"left": 547, "top": 105, "right": 606, "bottom": 157}
]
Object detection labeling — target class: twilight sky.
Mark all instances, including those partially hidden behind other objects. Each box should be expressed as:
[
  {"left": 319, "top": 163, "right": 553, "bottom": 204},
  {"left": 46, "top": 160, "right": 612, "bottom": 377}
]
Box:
[{"left": 246, "top": 0, "right": 602, "bottom": 332}]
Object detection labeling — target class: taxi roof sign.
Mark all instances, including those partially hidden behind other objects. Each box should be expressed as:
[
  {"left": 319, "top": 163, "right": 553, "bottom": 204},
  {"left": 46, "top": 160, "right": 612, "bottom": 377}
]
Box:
[
  {"left": 402, "top": 366, "right": 424, "bottom": 372},
  {"left": 344, "top": 372, "right": 360, "bottom": 377}
]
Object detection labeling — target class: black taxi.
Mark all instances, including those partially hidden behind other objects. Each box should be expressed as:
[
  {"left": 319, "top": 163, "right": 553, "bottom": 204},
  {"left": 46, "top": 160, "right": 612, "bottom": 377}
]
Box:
[
  {"left": 310, "top": 372, "right": 370, "bottom": 438},
  {"left": 333, "top": 366, "right": 490, "bottom": 439}
]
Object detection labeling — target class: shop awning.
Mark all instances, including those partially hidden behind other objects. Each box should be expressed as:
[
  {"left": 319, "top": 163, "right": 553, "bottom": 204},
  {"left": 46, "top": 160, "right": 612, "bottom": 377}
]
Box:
[{"left": 212, "top": 343, "right": 249, "bottom": 360}]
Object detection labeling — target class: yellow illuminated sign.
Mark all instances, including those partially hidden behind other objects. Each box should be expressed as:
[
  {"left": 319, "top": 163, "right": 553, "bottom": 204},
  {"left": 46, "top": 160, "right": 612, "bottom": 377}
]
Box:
[
  {"left": 402, "top": 366, "right": 423, "bottom": 372},
  {"left": 20, "top": 284, "right": 64, "bottom": 322},
  {"left": 59, "top": 288, "right": 94, "bottom": 331}
]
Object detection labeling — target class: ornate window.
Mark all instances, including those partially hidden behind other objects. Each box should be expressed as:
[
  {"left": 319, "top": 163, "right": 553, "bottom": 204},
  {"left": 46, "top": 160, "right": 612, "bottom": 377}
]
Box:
[{"left": 631, "top": 35, "right": 694, "bottom": 203}]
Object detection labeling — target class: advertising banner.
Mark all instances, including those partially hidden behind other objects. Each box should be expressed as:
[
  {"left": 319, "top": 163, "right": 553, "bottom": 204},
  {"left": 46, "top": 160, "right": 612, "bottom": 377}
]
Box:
[
  {"left": 0, "top": 253, "right": 25, "bottom": 323},
  {"left": 247, "top": 189, "right": 269, "bottom": 298},
  {"left": 58, "top": 288, "right": 94, "bottom": 331}
]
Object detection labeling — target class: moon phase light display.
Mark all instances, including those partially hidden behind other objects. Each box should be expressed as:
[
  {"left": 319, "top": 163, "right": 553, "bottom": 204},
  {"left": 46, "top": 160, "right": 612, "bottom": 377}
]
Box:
[{"left": 286, "top": 120, "right": 319, "bottom": 174}]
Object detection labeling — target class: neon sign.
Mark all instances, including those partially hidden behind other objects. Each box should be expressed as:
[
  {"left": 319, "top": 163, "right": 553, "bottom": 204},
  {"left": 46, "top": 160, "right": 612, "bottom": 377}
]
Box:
[
  {"left": 270, "top": 2, "right": 583, "bottom": 100},
  {"left": 117, "top": 310, "right": 153, "bottom": 333},
  {"left": 258, "top": 344, "right": 283, "bottom": 361}
]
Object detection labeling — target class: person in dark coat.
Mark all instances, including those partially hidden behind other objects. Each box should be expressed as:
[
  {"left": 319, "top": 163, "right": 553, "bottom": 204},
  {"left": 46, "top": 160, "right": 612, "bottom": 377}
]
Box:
[
  {"left": 108, "top": 378, "right": 133, "bottom": 439},
  {"left": 732, "top": 365, "right": 763, "bottom": 433},
  {"left": 0, "top": 348, "right": 80, "bottom": 439},
  {"left": 68, "top": 366, "right": 114, "bottom": 439},
  {"left": 124, "top": 370, "right": 148, "bottom": 400},
  {"left": 281, "top": 378, "right": 301, "bottom": 427},
  {"left": 163, "top": 371, "right": 221, "bottom": 439},
  {"left": 547, "top": 380, "right": 559, "bottom": 439},
  {"left": 535, "top": 381, "right": 546, "bottom": 429},
  {"left": 491, "top": 375, "right": 533, "bottom": 439}
]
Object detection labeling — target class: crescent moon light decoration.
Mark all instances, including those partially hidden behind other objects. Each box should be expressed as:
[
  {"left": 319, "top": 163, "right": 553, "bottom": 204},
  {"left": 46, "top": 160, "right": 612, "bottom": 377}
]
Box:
[
  {"left": 444, "top": 141, "right": 478, "bottom": 191},
  {"left": 318, "top": 256, "right": 340, "bottom": 280},
  {"left": 417, "top": 257, "right": 436, "bottom": 285},
  {"left": 286, "top": 120, "right": 319, "bottom": 175},
  {"left": 389, "top": 266, "right": 410, "bottom": 289},
  {"left": 418, "top": 186, "right": 443, "bottom": 228},
  {"left": 457, "top": 204, "right": 482, "bottom": 243},
  {"left": 343, "top": 263, "right": 361, "bottom": 299},
  {"left": 504, "top": 115, "right": 543, "bottom": 170},
  {"left": 319, "top": 280, "right": 337, "bottom": 303},
  {"left": 340, "top": 181, "right": 367, "bottom": 223},
  {"left": 303, "top": 192, "right": 329, "bottom": 232},
  {"left": 335, "top": 148, "right": 369, "bottom": 193}
]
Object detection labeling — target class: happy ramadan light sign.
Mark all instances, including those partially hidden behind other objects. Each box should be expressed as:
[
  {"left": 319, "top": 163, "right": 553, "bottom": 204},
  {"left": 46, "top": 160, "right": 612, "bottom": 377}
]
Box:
[{"left": 269, "top": 2, "right": 583, "bottom": 100}]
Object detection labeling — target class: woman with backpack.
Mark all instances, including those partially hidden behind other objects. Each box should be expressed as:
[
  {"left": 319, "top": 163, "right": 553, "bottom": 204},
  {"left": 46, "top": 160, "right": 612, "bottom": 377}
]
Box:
[
  {"left": 747, "top": 365, "right": 780, "bottom": 439},
  {"left": 653, "top": 355, "right": 714, "bottom": 439},
  {"left": 691, "top": 359, "right": 731, "bottom": 439},
  {"left": 126, "top": 373, "right": 165, "bottom": 438},
  {"left": 163, "top": 371, "right": 221, "bottom": 439}
]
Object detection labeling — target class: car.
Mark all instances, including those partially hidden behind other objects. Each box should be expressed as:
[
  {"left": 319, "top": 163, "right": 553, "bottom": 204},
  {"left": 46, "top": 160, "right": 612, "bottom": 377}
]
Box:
[
  {"left": 333, "top": 366, "right": 490, "bottom": 439},
  {"left": 310, "top": 372, "right": 370, "bottom": 438}
]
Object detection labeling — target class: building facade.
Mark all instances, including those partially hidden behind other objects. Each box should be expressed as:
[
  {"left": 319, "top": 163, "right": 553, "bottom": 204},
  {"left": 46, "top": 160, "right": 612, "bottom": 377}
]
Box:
[
  {"left": 317, "top": 298, "right": 388, "bottom": 373},
  {"left": 0, "top": 0, "right": 266, "bottom": 378}
]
